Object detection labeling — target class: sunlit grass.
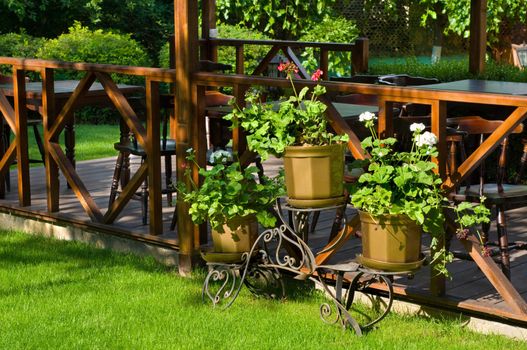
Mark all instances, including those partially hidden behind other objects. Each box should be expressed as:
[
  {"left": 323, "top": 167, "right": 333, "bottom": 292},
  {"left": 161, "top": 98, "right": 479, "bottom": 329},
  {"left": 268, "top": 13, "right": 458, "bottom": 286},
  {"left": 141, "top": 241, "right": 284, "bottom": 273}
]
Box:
[{"left": 0, "top": 230, "right": 521, "bottom": 349}]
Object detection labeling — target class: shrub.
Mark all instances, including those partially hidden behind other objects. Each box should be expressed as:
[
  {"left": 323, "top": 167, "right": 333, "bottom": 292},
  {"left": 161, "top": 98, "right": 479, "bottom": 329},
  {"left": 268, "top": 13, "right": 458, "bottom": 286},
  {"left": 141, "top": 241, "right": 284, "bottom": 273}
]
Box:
[
  {"left": 299, "top": 17, "right": 359, "bottom": 77},
  {"left": 369, "top": 57, "right": 527, "bottom": 83},
  {"left": 159, "top": 24, "right": 271, "bottom": 75},
  {"left": 0, "top": 33, "right": 46, "bottom": 76},
  {"left": 37, "top": 22, "right": 151, "bottom": 84}
]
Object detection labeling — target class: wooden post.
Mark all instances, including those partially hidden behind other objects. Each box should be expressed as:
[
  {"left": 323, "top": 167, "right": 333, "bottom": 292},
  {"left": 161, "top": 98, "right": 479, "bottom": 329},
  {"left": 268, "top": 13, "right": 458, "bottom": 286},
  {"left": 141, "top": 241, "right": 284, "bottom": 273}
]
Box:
[
  {"left": 469, "top": 0, "right": 487, "bottom": 74},
  {"left": 320, "top": 49, "right": 329, "bottom": 80},
  {"left": 146, "top": 78, "right": 163, "bottom": 235},
  {"left": 201, "top": 0, "right": 218, "bottom": 62},
  {"left": 351, "top": 37, "right": 369, "bottom": 74},
  {"left": 13, "top": 67, "right": 30, "bottom": 206},
  {"left": 430, "top": 100, "right": 447, "bottom": 296},
  {"left": 174, "top": 0, "right": 202, "bottom": 275},
  {"left": 41, "top": 68, "right": 59, "bottom": 212}
]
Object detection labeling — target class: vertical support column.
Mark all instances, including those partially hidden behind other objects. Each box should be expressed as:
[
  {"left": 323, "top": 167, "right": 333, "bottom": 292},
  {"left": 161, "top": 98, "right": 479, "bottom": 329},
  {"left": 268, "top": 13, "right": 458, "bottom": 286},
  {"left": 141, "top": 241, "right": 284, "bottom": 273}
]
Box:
[
  {"left": 235, "top": 46, "right": 245, "bottom": 74},
  {"left": 351, "top": 38, "right": 369, "bottom": 74},
  {"left": 430, "top": 99, "right": 447, "bottom": 297},
  {"left": 201, "top": 0, "right": 218, "bottom": 62},
  {"left": 175, "top": 0, "right": 202, "bottom": 275},
  {"left": 377, "top": 97, "right": 393, "bottom": 139},
  {"left": 469, "top": 0, "right": 487, "bottom": 74},
  {"left": 41, "top": 68, "right": 59, "bottom": 212},
  {"left": 320, "top": 49, "right": 329, "bottom": 80},
  {"left": 13, "top": 67, "right": 30, "bottom": 206},
  {"left": 146, "top": 78, "right": 163, "bottom": 235},
  {"left": 232, "top": 84, "right": 249, "bottom": 156}
]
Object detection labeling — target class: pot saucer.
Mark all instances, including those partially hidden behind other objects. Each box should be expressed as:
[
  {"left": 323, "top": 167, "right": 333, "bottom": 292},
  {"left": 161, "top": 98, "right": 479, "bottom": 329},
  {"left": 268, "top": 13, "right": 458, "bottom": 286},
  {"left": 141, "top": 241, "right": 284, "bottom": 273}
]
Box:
[
  {"left": 200, "top": 251, "right": 247, "bottom": 264},
  {"left": 356, "top": 254, "right": 426, "bottom": 273}
]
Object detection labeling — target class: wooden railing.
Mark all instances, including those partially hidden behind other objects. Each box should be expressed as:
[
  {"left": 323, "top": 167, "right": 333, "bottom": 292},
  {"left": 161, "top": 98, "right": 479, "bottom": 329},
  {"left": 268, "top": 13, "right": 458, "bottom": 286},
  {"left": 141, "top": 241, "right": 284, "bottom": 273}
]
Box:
[
  {"left": 0, "top": 57, "right": 176, "bottom": 237},
  {"left": 193, "top": 37, "right": 369, "bottom": 77}
]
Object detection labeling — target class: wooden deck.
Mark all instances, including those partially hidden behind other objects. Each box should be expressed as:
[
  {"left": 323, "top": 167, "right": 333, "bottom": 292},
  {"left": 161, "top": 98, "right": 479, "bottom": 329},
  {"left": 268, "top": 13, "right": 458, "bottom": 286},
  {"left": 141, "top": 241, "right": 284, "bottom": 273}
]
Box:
[{"left": 1, "top": 156, "right": 527, "bottom": 327}]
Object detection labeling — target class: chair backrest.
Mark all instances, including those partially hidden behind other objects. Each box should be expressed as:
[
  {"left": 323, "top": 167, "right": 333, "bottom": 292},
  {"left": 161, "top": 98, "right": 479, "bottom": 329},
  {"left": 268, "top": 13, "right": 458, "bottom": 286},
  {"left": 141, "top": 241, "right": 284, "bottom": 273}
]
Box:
[
  {"left": 330, "top": 75, "right": 379, "bottom": 84},
  {"left": 378, "top": 74, "right": 439, "bottom": 86},
  {"left": 455, "top": 118, "right": 524, "bottom": 192},
  {"left": 512, "top": 43, "right": 527, "bottom": 70}
]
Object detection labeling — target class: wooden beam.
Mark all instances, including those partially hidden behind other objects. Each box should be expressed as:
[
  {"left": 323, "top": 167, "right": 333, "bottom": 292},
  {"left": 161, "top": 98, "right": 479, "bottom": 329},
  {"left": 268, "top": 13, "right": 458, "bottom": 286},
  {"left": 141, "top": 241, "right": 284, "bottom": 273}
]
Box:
[
  {"left": 352, "top": 37, "right": 369, "bottom": 74},
  {"left": 48, "top": 142, "right": 103, "bottom": 222},
  {"left": 41, "top": 68, "right": 60, "bottom": 212},
  {"left": 175, "top": 0, "right": 202, "bottom": 275},
  {"left": 145, "top": 78, "right": 163, "bottom": 235},
  {"left": 461, "top": 235, "right": 527, "bottom": 316},
  {"left": 469, "top": 0, "right": 487, "bottom": 74},
  {"left": 13, "top": 68, "right": 30, "bottom": 206},
  {"left": 201, "top": 0, "right": 218, "bottom": 62}
]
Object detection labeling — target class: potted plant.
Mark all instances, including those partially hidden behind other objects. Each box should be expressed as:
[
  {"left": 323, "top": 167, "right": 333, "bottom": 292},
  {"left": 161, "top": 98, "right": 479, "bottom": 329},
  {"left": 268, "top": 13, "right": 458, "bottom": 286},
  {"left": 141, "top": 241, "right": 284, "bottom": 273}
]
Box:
[
  {"left": 177, "top": 149, "right": 284, "bottom": 256},
  {"left": 226, "top": 63, "right": 349, "bottom": 208},
  {"left": 349, "top": 113, "right": 490, "bottom": 274}
]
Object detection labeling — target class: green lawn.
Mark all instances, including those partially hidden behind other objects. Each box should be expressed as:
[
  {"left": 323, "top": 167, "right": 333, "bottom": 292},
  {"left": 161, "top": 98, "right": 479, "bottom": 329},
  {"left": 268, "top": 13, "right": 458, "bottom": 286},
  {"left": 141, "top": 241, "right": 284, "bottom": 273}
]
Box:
[
  {"left": 0, "top": 230, "right": 521, "bottom": 349},
  {"left": 25, "top": 124, "right": 120, "bottom": 164}
]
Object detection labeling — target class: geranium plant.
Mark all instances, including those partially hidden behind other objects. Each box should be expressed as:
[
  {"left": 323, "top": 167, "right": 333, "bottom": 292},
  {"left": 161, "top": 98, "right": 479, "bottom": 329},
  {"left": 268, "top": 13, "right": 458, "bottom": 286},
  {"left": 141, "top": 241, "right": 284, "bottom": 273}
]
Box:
[
  {"left": 350, "top": 113, "right": 490, "bottom": 275},
  {"left": 177, "top": 149, "right": 284, "bottom": 231},
  {"left": 225, "top": 62, "right": 348, "bottom": 160}
]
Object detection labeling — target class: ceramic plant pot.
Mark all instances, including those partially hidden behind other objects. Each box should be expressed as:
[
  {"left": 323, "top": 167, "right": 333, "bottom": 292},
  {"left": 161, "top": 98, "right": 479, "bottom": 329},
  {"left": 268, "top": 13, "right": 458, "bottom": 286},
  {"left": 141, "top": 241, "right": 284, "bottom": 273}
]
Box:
[
  {"left": 283, "top": 143, "right": 345, "bottom": 208},
  {"left": 211, "top": 215, "right": 258, "bottom": 253},
  {"left": 358, "top": 211, "right": 425, "bottom": 272}
]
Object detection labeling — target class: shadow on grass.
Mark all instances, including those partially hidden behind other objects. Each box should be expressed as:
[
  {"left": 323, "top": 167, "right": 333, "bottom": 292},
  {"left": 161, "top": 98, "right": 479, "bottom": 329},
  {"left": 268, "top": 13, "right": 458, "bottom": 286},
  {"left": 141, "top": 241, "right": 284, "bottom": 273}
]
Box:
[{"left": 0, "top": 231, "right": 170, "bottom": 273}]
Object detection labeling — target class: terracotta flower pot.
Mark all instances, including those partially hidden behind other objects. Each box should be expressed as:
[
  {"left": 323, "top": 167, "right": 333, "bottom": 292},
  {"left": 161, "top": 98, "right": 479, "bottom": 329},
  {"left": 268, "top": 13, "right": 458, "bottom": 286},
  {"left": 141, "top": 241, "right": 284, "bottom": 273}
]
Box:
[
  {"left": 358, "top": 211, "right": 424, "bottom": 272},
  {"left": 283, "top": 143, "right": 345, "bottom": 208},
  {"left": 211, "top": 215, "right": 258, "bottom": 253}
]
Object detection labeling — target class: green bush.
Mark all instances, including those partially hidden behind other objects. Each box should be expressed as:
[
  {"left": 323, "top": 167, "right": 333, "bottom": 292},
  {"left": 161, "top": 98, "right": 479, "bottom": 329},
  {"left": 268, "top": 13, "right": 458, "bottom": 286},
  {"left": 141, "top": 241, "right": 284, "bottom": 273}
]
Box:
[
  {"left": 159, "top": 24, "right": 271, "bottom": 75},
  {"left": 300, "top": 17, "right": 359, "bottom": 77},
  {"left": 0, "top": 33, "right": 46, "bottom": 76},
  {"left": 37, "top": 22, "right": 151, "bottom": 84}
]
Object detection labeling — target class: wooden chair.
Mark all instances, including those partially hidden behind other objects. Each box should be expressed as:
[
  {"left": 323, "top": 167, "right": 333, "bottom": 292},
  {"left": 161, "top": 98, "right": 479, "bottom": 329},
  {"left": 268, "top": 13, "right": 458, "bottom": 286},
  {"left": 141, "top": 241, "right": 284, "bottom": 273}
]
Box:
[
  {"left": 449, "top": 118, "right": 527, "bottom": 279},
  {"left": 108, "top": 95, "right": 176, "bottom": 225},
  {"left": 330, "top": 75, "right": 379, "bottom": 106}
]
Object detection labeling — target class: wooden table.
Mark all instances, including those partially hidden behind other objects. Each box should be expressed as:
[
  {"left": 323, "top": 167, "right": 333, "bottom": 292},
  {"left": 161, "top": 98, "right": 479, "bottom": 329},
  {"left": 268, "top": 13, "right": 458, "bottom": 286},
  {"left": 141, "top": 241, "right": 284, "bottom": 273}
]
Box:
[
  {"left": 0, "top": 79, "right": 143, "bottom": 168},
  {"left": 414, "top": 79, "right": 527, "bottom": 95},
  {"left": 206, "top": 101, "right": 378, "bottom": 120}
]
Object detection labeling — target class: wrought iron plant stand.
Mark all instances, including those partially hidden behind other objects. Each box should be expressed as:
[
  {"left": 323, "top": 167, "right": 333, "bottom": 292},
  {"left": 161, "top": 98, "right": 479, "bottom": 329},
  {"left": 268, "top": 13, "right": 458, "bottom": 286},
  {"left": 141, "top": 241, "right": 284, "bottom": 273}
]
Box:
[{"left": 202, "top": 198, "right": 419, "bottom": 336}]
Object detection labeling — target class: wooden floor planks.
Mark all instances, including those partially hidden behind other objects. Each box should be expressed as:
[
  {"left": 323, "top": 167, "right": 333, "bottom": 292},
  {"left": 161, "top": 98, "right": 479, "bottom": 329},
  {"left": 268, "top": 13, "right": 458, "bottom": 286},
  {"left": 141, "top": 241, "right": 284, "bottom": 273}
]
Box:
[{"left": 1, "top": 156, "right": 527, "bottom": 324}]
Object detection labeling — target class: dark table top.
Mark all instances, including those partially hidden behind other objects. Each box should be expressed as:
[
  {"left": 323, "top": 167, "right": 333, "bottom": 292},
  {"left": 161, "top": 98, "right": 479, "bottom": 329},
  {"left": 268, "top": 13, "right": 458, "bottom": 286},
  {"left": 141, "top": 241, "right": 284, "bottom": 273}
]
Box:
[
  {"left": 206, "top": 101, "right": 378, "bottom": 120},
  {"left": 414, "top": 79, "right": 527, "bottom": 96},
  {"left": 0, "top": 80, "right": 144, "bottom": 99}
]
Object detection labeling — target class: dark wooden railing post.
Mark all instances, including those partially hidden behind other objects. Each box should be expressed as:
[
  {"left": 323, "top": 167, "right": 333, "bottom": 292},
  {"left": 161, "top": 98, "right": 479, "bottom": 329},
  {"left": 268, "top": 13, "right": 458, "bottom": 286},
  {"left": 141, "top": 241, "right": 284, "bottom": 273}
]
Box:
[
  {"left": 351, "top": 37, "right": 369, "bottom": 74},
  {"left": 145, "top": 78, "right": 163, "bottom": 235},
  {"left": 13, "top": 67, "right": 30, "bottom": 206},
  {"left": 41, "top": 68, "right": 60, "bottom": 212},
  {"left": 320, "top": 49, "right": 329, "bottom": 80},
  {"left": 235, "top": 45, "right": 245, "bottom": 74}
]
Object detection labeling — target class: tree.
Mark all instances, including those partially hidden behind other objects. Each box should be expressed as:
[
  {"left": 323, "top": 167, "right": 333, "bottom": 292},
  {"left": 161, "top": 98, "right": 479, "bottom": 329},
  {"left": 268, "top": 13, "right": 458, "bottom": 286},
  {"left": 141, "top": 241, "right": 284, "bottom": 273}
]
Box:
[
  {"left": 414, "top": 0, "right": 527, "bottom": 61},
  {"left": 215, "top": 0, "right": 339, "bottom": 39}
]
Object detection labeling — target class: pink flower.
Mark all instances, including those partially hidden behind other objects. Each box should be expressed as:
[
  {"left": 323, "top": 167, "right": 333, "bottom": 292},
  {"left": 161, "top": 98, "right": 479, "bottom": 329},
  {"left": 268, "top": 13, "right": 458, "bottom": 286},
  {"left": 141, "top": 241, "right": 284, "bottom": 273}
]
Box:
[
  {"left": 311, "top": 69, "right": 323, "bottom": 81},
  {"left": 277, "top": 62, "right": 299, "bottom": 75}
]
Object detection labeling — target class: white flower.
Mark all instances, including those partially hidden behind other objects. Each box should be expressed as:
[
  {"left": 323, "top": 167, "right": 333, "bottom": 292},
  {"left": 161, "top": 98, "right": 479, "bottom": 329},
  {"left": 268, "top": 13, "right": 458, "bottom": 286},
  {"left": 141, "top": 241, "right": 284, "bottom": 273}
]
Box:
[
  {"left": 358, "top": 111, "right": 377, "bottom": 122},
  {"left": 409, "top": 123, "right": 426, "bottom": 132},
  {"left": 209, "top": 150, "right": 233, "bottom": 164},
  {"left": 416, "top": 131, "right": 438, "bottom": 147}
]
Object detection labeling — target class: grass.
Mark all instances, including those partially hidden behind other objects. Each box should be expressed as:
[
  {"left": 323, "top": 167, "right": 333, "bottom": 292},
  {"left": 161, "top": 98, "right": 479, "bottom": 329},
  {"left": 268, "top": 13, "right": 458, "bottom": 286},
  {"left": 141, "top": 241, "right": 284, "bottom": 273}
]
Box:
[
  {"left": 25, "top": 124, "right": 120, "bottom": 164},
  {"left": 0, "top": 230, "right": 522, "bottom": 349}
]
